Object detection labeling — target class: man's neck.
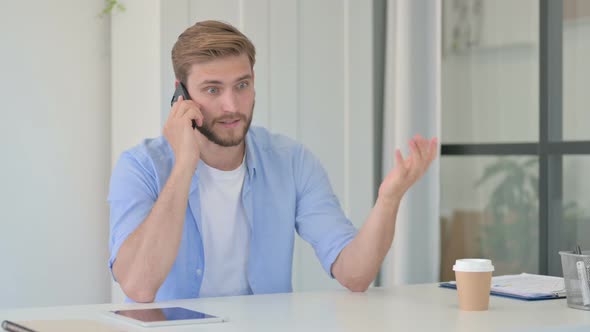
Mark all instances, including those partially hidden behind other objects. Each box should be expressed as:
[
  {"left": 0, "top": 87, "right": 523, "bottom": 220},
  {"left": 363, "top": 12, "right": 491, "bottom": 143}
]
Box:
[{"left": 199, "top": 140, "right": 245, "bottom": 171}]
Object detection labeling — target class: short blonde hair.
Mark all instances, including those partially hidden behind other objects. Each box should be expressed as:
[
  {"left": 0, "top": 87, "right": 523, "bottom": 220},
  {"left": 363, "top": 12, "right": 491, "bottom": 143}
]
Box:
[{"left": 171, "top": 20, "right": 256, "bottom": 83}]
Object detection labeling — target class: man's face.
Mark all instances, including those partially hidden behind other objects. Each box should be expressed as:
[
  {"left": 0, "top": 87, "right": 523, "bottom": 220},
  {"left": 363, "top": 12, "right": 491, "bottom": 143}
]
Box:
[{"left": 185, "top": 53, "right": 255, "bottom": 147}]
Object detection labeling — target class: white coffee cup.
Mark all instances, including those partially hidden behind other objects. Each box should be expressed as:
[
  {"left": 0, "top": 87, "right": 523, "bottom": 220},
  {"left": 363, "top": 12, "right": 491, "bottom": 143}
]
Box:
[{"left": 453, "top": 259, "right": 494, "bottom": 311}]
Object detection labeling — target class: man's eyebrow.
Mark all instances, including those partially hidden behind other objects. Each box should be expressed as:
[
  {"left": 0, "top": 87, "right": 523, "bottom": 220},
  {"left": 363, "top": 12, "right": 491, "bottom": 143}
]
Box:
[
  {"left": 199, "top": 79, "right": 223, "bottom": 85},
  {"left": 199, "top": 74, "right": 252, "bottom": 86},
  {"left": 235, "top": 74, "right": 252, "bottom": 82}
]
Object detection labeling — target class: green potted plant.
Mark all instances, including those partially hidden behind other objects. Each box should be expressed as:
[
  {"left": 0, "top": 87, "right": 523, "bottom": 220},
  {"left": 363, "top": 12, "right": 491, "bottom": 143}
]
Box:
[
  {"left": 475, "top": 157, "right": 587, "bottom": 275},
  {"left": 475, "top": 157, "right": 539, "bottom": 274}
]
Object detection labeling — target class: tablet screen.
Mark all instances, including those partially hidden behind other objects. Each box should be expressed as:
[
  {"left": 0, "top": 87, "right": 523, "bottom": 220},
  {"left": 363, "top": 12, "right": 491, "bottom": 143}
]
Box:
[{"left": 112, "top": 307, "right": 218, "bottom": 322}]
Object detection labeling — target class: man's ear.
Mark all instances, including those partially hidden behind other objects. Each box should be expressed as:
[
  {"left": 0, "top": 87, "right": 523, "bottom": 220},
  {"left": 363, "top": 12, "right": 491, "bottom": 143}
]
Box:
[{"left": 174, "top": 80, "right": 180, "bottom": 89}]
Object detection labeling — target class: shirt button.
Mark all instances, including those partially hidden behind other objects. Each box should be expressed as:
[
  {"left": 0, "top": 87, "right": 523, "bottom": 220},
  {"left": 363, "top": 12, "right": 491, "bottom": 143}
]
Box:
[{"left": 196, "top": 269, "right": 202, "bottom": 277}]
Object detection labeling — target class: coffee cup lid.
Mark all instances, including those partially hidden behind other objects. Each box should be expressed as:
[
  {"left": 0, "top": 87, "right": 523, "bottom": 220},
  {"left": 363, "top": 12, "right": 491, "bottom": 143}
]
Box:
[{"left": 453, "top": 259, "right": 494, "bottom": 272}]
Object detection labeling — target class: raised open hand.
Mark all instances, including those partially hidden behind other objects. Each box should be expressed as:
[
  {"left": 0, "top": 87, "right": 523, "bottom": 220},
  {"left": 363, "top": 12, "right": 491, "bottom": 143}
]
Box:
[{"left": 378, "top": 134, "right": 438, "bottom": 202}]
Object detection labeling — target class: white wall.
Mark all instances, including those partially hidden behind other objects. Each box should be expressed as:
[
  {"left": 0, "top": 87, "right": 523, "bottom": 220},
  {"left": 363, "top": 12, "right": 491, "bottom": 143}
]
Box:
[
  {"left": 111, "top": 0, "right": 163, "bottom": 164},
  {"left": 111, "top": 0, "right": 374, "bottom": 297},
  {"left": 0, "top": 1, "right": 111, "bottom": 307},
  {"left": 110, "top": 0, "right": 165, "bottom": 304}
]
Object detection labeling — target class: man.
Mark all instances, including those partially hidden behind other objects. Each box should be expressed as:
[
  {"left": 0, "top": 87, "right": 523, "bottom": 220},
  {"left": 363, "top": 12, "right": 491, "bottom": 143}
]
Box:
[{"left": 108, "top": 20, "right": 437, "bottom": 303}]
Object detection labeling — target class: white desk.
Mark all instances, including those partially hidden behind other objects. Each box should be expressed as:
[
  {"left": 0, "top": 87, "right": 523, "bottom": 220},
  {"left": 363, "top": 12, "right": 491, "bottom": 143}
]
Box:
[{"left": 1, "top": 284, "right": 589, "bottom": 332}]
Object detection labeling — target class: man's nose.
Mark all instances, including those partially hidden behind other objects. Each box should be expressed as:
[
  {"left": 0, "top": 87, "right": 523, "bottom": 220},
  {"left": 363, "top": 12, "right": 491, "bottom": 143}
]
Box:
[{"left": 220, "top": 91, "right": 239, "bottom": 113}]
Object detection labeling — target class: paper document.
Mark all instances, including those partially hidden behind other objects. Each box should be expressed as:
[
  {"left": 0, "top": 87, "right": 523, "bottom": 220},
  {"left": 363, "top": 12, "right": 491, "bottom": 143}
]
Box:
[
  {"left": 490, "top": 273, "right": 565, "bottom": 297},
  {"left": 440, "top": 273, "right": 566, "bottom": 301}
]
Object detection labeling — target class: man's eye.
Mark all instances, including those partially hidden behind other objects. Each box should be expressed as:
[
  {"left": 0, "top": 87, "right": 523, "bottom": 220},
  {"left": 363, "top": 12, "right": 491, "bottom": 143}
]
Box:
[
  {"left": 207, "top": 87, "right": 218, "bottom": 94},
  {"left": 237, "top": 82, "right": 249, "bottom": 89}
]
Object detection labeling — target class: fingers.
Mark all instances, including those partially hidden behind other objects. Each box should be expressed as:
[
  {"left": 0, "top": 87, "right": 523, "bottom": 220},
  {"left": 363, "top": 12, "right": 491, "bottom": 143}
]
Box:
[
  {"left": 428, "top": 137, "right": 439, "bottom": 163},
  {"left": 183, "top": 107, "right": 204, "bottom": 127},
  {"left": 403, "top": 135, "right": 439, "bottom": 179},
  {"left": 417, "top": 135, "right": 430, "bottom": 155},
  {"left": 395, "top": 149, "right": 405, "bottom": 168},
  {"left": 409, "top": 135, "right": 438, "bottom": 162},
  {"left": 175, "top": 99, "right": 197, "bottom": 118},
  {"left": 413, "top": 134, "right": 431, "bottom": 161},
  {"left": 384, "top": 136, "right": 439, "bottom": 199},
  {"left": 169, "top": 95, "right": 183, "bottom": 117},
  {"left": 170, "top": 97, "right": 204, "bottom": 127},
  {"left": 171, "top": 96, "right": 191, "bottom": 117},
  {"left": 392, "top": 135, "right": 439, "bottom": 168},
  {"left": 408, "top": 138, "right": 423, "bottom": 166}
]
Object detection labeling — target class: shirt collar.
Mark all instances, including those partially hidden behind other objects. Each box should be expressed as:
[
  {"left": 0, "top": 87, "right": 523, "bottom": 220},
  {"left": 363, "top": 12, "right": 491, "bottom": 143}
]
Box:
[
  {"left": 244, "top": 130, "right": 257, "bottom": 178},
  {"left": 190, "top": 130, "right": 258, "bottom": 193}
]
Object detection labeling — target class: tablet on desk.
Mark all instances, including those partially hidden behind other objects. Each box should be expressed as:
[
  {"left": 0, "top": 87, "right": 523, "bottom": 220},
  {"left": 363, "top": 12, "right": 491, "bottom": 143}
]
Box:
[{"left": 103, "top": 306, "right": 226, "bottom": 327}]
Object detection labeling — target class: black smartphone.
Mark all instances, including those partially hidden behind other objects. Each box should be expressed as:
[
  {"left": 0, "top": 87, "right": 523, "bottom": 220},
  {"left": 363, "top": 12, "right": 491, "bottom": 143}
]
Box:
[{"left": 171, "top": 82, "right": 197, "bottom": 129}]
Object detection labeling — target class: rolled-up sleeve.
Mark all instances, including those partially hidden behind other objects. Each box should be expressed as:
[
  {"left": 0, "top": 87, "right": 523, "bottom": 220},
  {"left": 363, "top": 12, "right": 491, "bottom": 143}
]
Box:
[
  {"left": 107, "top": 151, "right": 158, "bottom": 280},
  {"left": 294, "top": 147, "right": 358, "bottom": 277}
]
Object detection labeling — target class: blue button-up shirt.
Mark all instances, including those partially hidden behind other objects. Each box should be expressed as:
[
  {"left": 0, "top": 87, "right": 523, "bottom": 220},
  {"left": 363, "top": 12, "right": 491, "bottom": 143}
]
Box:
[{"left": 108, "top": 126, "right": 358, "bottom": 302}]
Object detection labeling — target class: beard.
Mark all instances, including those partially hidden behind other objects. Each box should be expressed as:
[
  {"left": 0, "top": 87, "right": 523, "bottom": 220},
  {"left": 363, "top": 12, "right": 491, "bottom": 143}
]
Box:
[{"left": 197, "top": 101, "right": 254, "bottom": 147}]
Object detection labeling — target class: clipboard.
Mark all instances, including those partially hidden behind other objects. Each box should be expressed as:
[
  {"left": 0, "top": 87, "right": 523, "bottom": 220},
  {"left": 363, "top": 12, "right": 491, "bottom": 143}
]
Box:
[{"left": 440, "top": 273, "right": 566, "bottom": 301}]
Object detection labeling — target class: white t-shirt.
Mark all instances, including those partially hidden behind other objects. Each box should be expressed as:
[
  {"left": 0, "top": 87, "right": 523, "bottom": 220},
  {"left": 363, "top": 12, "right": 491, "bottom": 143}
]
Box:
[{"left": 197, "top": 159, "right": 251, "bottom": 298}]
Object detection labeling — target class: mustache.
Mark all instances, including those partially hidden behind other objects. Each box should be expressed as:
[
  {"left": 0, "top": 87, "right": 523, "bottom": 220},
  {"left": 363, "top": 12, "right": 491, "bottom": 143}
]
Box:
[{"left": 213, "top": 114, "right": 247, "bottom": 123}]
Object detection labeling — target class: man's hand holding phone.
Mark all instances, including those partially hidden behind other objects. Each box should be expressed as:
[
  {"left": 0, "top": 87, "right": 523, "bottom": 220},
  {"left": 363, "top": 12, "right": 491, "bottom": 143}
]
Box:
[{"left": 163, "top": 95, "right": 204, "bottom": 171}]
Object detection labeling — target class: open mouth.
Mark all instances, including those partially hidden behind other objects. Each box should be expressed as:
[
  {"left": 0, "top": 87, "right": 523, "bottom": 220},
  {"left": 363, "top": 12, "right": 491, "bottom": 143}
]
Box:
[{"left": 217, "top": 118, "right": 241, "bottom": 128}]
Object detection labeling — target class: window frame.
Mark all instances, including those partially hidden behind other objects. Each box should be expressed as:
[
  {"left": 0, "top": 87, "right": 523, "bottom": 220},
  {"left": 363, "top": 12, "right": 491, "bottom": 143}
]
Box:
[{"left": 440, "top": 0, "right": 590, "bottom": 275}]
